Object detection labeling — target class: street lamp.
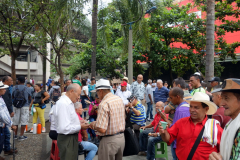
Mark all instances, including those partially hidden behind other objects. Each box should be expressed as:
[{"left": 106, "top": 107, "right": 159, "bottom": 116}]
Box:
[
  {"left": 145, "top": 6, "right": 157, "bottom": 14},
  {"left": 123, "top": 3, "right": 156, "bottom": 84}
]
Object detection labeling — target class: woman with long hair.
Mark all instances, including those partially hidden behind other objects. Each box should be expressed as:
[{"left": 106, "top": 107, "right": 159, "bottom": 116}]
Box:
[{"left": 29, "top": 84, "right": 50, "bottom": 133}]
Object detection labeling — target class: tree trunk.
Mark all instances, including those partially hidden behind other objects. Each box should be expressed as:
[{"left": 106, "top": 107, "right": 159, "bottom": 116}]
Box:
[
  {"left": 11, "top": 52, "right": 17, "bottom": 85},
  {"left": 57, "top": 54, "right": 64, "bottom": 93},
  {"left": 169, "top": 62, "right": 173, "bottom": 84},
  {"left": 205, "top": 0, "right": 215, "bottom": 91},
  {"left": 43, "top": 55, "right": 46, "bottom": 91},
  {"left": 91, "top": 0, "right": 98, "bottom": 78}
]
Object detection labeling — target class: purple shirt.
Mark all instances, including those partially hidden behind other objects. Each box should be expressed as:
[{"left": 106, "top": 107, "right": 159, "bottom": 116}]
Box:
[{"left": 171, "top": 101, "right": 190, "bottom": 148}]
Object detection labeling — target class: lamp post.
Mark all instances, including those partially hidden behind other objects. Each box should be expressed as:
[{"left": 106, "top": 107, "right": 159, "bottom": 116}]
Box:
[{"left": 124, "top": 4, "right": 156, "bottom": 84}]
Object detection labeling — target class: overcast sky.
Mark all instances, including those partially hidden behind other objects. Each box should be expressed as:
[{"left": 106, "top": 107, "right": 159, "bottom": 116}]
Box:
[{"left": 83, "top": 0, "right": 113, "bottom": 22}]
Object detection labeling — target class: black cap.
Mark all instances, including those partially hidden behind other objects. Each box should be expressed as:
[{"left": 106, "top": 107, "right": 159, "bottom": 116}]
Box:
[{"left": 208, "top": 77, "right": 220, "bottom": 83}]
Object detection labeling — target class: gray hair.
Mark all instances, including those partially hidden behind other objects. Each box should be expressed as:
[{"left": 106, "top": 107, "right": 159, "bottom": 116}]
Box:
[
  {"left": 74, "top": 102, "right": 82, "bottom": 109},
  {"left": 157, "top": 79, "right": 163, "bottom": 83},
  {"left": 148, "top": 79, "right": 152, "bottom": 83},
  {"left": 66, "top": 83, "right": 78, "bottom": 92}
]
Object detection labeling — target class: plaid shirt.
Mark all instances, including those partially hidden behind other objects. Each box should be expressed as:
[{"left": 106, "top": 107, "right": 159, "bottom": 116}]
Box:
[
  {"left": 95, "top": 92, "right": 125, "bottom": 136},
  {"left": 0, "top": 97, "right": 12, "bottom": 127}
]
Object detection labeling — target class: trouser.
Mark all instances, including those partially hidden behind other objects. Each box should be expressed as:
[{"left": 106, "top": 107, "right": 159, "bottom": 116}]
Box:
[
  {"left": 33, "top": 107, "right": 45, "bottom": 127},
  {"left": 132, "top": 123, "right": 141, "bottom": 141},
  {"left": 0, "top": 127, "right": 4, "bottom": 154},
  {"left": 49, "top": 130, "right": 58, "bottom": 140},
  {"left": 81, "top": 96, "right": 88, "bottom": 118},
  {"left": 139, "top": 129, "right": 162, "bottom": 160},
  {"left": 171, "top": 142, "right": 178, "bottom": 160},
  {"left": 80, "top": 141, "right": 98, "bottom": 160},
  {"left": 146, "top": 102, "right": 153, "bottom": 119},
  {"left": 98, "top": 133, "right": 125, "bottom": 160},
  {"left": 3, "top": 127, "right": 10, "bottom": 152},
  {"left": 57, "top": 134, "right": 78, "bottom": 160}
]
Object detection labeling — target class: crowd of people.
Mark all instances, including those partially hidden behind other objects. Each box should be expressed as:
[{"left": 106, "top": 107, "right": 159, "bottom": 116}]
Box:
[{"left": 0, "top": 73, "right": 239, "bottom": 160}]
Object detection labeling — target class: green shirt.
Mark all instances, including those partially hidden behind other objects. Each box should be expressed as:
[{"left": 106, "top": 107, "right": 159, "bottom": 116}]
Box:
[
  {"left": 191, "top": 86, "right": 206, "bottom": 96},
  {"left": 72, "top": 79, "right": 82, "bottom": 87}
]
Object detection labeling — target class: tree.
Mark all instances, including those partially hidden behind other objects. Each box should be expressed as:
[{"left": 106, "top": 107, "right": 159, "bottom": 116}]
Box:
[
  {"left": 205, "top": 0, "right": 215, "bottom": 90},
  {"left": 91, "top": 0, "right": 98, "bottom": 77},
  {"left": 0, "top": 0, "right": 39, "bottom": 84}
]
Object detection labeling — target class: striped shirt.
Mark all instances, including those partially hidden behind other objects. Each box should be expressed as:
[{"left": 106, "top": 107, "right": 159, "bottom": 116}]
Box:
[
  {"left": 0, "top": 97, "right": 12, "bottom": 127},
  {"left": 130, "top": 102, "right": 145, "bottom": 126},
  {"left": 95, "top": 92, "right": 125, "bottom": 136}
]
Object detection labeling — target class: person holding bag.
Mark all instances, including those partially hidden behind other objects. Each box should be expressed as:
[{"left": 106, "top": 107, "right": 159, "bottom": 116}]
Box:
[{"left": 29, "top": 84, "right": 50, "bottom": 133}]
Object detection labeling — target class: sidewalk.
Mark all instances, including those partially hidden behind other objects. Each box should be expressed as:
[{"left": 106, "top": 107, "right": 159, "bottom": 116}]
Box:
[{"left": 2, "top": 104, "right": 173, "bottom": 160}]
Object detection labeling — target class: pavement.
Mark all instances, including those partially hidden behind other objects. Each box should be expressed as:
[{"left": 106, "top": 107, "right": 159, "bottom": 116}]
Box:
[{"left": 1, "top": 103, "right": 173, "bottom": 160}]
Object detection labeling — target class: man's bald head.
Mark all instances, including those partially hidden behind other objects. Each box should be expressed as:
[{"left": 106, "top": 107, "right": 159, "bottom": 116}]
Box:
[
  {"left": 137, "top": 74, "right": 143, "bottom": 83},
  {"left": 66, "top": 83, "right": 81, "bottom": 103},
  {"left": 66, "top": 83, "right": 80, "bottom": 92},
  {"left": 156, "top": 101, "right": 164, "bottom": 109}
]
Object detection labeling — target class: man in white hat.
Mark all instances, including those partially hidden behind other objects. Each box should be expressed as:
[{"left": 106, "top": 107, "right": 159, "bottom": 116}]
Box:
[
  {"left": 209, "top": 78, "right": 240, "bottom": 160},
  {"left": 0, "top": 82, "right": 16, "bottom": 160},
  {"left": 89, "top": 79, "right": 125, "bottom": 160},
  {"left": 159, "top": 92, "right": 223, "bottom": 160}
]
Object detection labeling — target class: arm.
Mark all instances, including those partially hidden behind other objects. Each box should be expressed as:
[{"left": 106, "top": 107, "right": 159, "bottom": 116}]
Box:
[
  {"left": 129, "top": 103, "right": 141, "bottom": 116},
  {"left": 0, "top": 105, "right": 12, "bottom": 127},
  {"left": 164, "top": 105, "right": 171, "bottom": 114},
  {"left": 42, "top": 91, "right": 50, "bottom": 103},
  {"left": 159, "top": 123, "right": 171, "bottom": 142},
  {"left": 140, "top": 123, "right": 153, "bottom": 130},
  {"left": 83, "top": 90, "right": 90, "bottom": 99},
  {"left": 81, "top": 130, "right": 88, "bottom": 141},
  {"left": 29, "top": 99, "right": 34, "bottom": 111}
]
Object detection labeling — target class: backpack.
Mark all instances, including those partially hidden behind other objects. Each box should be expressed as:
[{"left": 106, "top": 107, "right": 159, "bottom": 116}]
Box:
[
  {"left": 13, "top": 86, "right": 27, "bottom": 108},
  {"left": 52, "top": 88, "right": 61, "bottom": 102}
]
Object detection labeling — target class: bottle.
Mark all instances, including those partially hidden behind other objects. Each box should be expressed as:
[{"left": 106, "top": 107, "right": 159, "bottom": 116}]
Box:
[
  {"left": 24, "top": 125, "right": 28, "bottom": 133},
  {"left": 33, "top": 123, "right": 37, "bottom": 134},
  {"left": 37, "top": 123, "right": 42, "bottom": 134}
]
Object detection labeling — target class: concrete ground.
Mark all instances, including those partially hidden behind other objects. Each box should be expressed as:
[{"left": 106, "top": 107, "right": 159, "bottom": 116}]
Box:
[{"left": 2, "top": 103, "right": 173, "bottom": 160}]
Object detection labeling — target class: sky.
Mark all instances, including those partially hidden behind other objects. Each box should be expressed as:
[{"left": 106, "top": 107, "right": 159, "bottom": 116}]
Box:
[{"left": 83, "top": 0, "right": 113, "bottom": 22}]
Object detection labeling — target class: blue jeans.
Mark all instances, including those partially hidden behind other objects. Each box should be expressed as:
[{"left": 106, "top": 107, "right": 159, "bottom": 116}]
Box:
[
  {"left": 89, "top": 116, "right": 97, "bottom": 137},
  {"left": 139, "top": 129, "right": 162, "bottom": 160},
  {"left": 171, "top": 142, "right": 177, "bottom": 160},
  {"left": 146, "top": 102, "right": 153, "bottom": 119},
  {"left": 81, "top": 96, "right": 88, "bottom": 118},
  {"left": 3, "top": 127, "right": 10, "bottom": 151},
  {"left": 81, "top": 141, "right": 98, "bottom": 160}
]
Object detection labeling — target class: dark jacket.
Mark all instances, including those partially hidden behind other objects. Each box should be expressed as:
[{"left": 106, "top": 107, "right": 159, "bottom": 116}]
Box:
[{"left": 2, "top": 88, "right": 13, "bottom": 114}]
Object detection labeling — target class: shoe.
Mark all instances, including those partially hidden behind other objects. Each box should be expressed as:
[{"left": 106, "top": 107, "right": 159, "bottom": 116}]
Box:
[
  {"left": 0, "top": 156, "right": 5, "bottom": 160},
  {"left": 138, "top": 151, "right": 147, "bottom": 156},
  {"left": 4, "top": 149, "right": 18, "bottom": 155},
  {"left": 18, "top": 135, "right": 27, "bottom": 141},
  {"left": 30, "top": 127, "right": 33, "bottom": 133},
  {"left": 42, "top": 127, "right": 46, "bottom": 133},
  {"left": 14, "top": 135, "right": 18, "bottom": 140}
]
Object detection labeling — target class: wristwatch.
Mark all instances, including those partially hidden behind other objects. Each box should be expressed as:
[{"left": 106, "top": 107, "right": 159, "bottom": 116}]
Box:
[
  {"left": 157, "top": 133, "right": 160, "bottom": 137},
  {"left": 130, "top": 107, "right": 134, "bottom": 109}
]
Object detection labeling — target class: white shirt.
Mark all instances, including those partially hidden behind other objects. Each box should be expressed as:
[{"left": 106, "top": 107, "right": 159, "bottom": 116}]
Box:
[
  {"left": 49, "top": 105, "right": 56, "bottom": 131},
  {"left": 115, "top": 89, "right": 131, "bottom": 105},
  {"left": 53, "top": 95, "right": 81, "bottom": 134},
  {"left": 152, "top": 83, "right": 157, "bottom": 92},
  {"left": 116, "top": 83, "right": 131, "bottom": 92},
  {"left": 81, "top": 86, "right": 88, "bottom": 96}
]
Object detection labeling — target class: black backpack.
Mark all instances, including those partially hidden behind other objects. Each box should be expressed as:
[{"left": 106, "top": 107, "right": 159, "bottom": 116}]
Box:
[{"left": 13, "top": 86, "right": 27, "bottom": 108}]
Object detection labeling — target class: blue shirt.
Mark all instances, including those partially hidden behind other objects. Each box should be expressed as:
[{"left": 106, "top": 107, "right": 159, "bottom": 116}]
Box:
[
  {"left": 154, "top": 86, "right": 169, "bottom": 103},
  {"left": 88, "top": 84, "right": 96, "bottom": 97},
  {"left": 130, "top": 102, "right": 145, "bottom": 126}
]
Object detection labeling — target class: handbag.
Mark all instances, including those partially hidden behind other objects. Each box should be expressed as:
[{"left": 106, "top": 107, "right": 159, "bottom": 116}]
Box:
[{"left": 187, "top": 126, "right": 205, "bottom": 160}]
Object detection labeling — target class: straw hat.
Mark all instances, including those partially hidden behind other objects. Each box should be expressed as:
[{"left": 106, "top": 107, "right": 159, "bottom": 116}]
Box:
[
  {"left": 185, "top": 92, "right": 217, "bottom": 115},
  {"left": 122, "top": 77, "right": 129, "bottom": 83},
  {"left": 0, "top": 82, "right": 8, "bottom": 90},
  {"left": 96, "top": 79, "right": 111, "bottom": 90}
]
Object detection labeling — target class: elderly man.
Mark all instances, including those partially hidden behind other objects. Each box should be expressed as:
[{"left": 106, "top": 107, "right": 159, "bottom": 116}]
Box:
[
  {"left": 115, "top": 81, "right": 131, "bottom": 107},
  {"left": 0, "top": 82, "right": 17, "bottom": 160},
  {"left": 159, "top": 92, "right": 223, "bottom": 160},
  {"left": 53, "top": 83, "right": 82, "bottom": 160},
  {"left": 189, "top": 74, "right": 206, "bottom": 95},
  {"left": 2, "top": 76, "right": 17, "bottom": 155},
  {"left": 154, "top": 79, "right": 169, "bottom": 105},
  {"left": 89, "top": 79, "right": 125, "bottom": 160},
  {"left": 211, "top": 86, "right": 231, "bottom": 128},
  {"left": 146, "top": 79, "right": 154, "bottom": 121},
  {"left": 138, "top": 101, "right": 168, "bottom": 160},
  {"left": 116, "top": 77, "right": 131, "bottom": 92},
  {"left": 209, "top": 78, "right": 240, "bottom": 160},
  {"left": 130, "top": 74, "right": 145, "bottom": 104}
]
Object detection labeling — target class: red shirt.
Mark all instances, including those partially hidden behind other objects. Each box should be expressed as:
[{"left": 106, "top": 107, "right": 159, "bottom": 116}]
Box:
[
  {"left": 167, "top": 116, "right": 223, "bottom": 160},
  {"left": 151, "top": 111, "right": 169, "bottom": 133},
  {"left": 212, "top": 107, "right": 231, "bottom": 128},
  {"left": 77, "top": 114, "right": 83, "bottom": 142}
]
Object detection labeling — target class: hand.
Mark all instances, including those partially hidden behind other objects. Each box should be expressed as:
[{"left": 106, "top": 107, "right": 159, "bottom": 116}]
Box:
[
  {"left": 158, "top": 122, "right": 169, "bottom": 134},
  {"left": 93, "top": 105, "right": 98, "bottom": 110},
  {"left": 151, "top": 101, "right": 153, "bottom": 105},
  {"left": 10, "top": 112, "right": 14, "bottom": 117},
  {"left": 11, "top": 125, "right": 17, "bottom": 131},
  {"left": 140, "top": 126, "right": 146, "bottom": 130},
  {"left": 41, "top": 100, "right": 44, "bottom": 104},
  {"left": 88, "top": 97, "right": 90, "bottom": 100},
  {"left": 29, "top": 107, "right": 31, "bottom": 112},
  {"left": 129, "top": 102, "right": 132, "bottom": 108},
  {"left": 148, "top": 133, "right": 158, "bottom": 137},
  {"left": 209, "top": 152, "right": 222, "bottom": 160},
  {"left": 89, "top": 121, "right": 97, "bottom": 130},
  {"left": 81, "top": 123, "right": 90, "bottom": 130}
]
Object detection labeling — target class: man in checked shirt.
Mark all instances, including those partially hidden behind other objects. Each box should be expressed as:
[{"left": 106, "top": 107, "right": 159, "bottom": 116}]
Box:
[
  {"left": 0, "top": 82, "right": 16, "bottom": 160},
  {"left": 90, "top": 79, "right": 125, "bottom": 160}
]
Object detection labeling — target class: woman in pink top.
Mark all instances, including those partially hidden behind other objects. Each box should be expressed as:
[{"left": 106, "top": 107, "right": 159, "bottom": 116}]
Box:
[{"left": 74, "top": 102, "right": 98, "bottom": 160}]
